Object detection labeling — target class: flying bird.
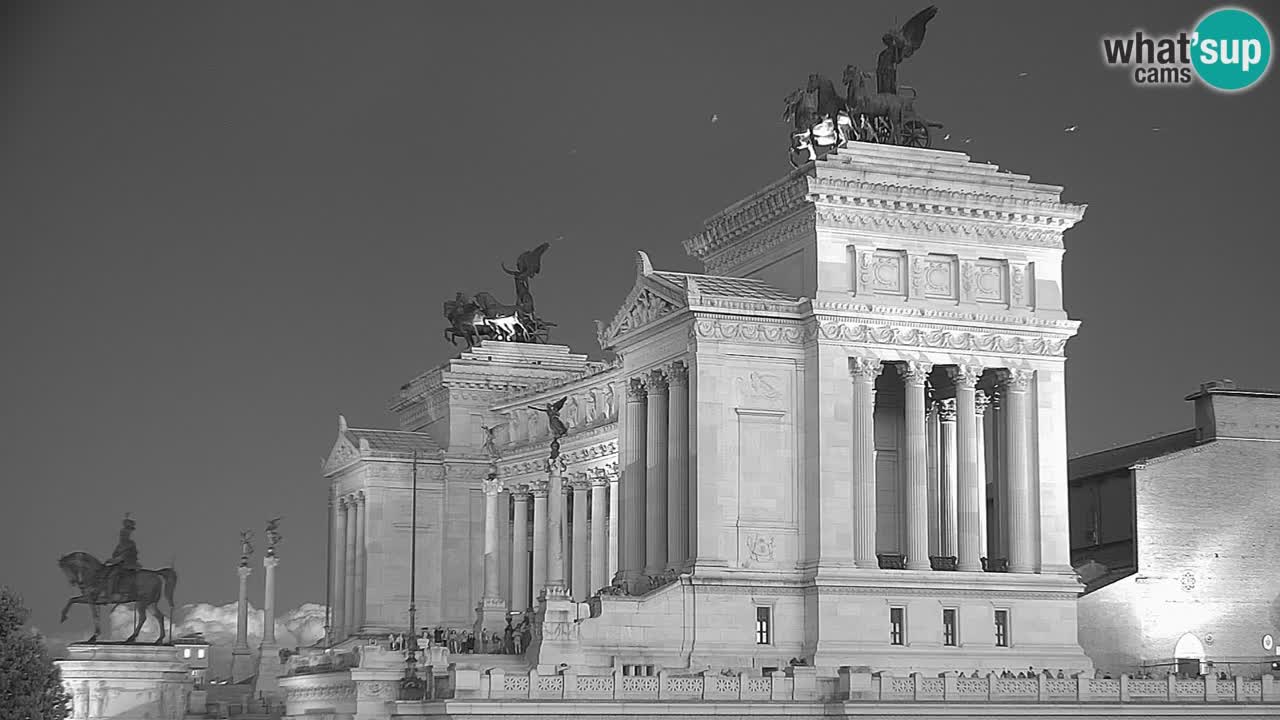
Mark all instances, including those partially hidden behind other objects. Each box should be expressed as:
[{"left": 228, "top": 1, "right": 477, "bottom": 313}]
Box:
[
  {"left": 963, "top": 137, "right": 973, "bottom": 144},
  {"left": 1017, "top": 72, "right": 1030, "bottom": 78},
  {"left": 1064, "top": 125, "right": 1079, "bottom": 133},
  {"left": 942, "top": 133, "right": 951, "bottom": 141},
  {"left": 711, "top": 114, "right": 719, "bottom": 123},
  {"left": 1151, "top": 127, "right": 1162, "bottom": 132}
]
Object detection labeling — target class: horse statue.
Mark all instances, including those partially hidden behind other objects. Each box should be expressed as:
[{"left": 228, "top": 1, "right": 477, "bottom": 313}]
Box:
[
  {"left": 443, "top": 293, "right": 485, "bottom": 347},
  {"left": 58, "top": 551, "right": 177, "bottom": 644},
  {"left": 843, "top": 65, "right": 912, "bottom": 141}
]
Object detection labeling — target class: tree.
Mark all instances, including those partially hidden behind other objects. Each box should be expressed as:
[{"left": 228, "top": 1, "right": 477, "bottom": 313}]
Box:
[{"left": 0, "top": 588, "right": 69, "bottom": 720}]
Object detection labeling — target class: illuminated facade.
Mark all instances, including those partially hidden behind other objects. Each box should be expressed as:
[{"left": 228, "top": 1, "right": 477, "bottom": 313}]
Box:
[{"left": 1070, "top": 380, "right": 1280, "bottom": 676}]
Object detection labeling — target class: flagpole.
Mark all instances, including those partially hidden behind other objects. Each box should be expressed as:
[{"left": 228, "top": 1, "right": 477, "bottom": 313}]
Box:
[{"left": 401, "top": 450, "right": 423, "bottom": 698}]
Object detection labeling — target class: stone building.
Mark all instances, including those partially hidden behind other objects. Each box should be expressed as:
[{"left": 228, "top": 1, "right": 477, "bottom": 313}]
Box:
[
  {"left": 319, "top": 141, "right": 1094, "bottom": 678},
  {"left": 1070, "top": 380, "right": 1280, "bottom": 677}
]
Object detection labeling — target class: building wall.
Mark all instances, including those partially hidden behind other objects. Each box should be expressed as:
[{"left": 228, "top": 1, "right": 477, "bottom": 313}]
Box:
[{"left": 1077, "top": 438, "right": 1280, "bottom": 673}]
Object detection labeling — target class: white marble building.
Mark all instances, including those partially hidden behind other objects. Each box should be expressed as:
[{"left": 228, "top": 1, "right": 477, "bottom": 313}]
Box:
[{"left": 321, "top": 142, "right": 1094, "bottom": 678}]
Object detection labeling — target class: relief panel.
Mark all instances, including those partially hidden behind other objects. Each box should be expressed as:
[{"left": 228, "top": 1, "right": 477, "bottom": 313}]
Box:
[
  {"left": 972, "top": 259, "right": 1008, "bottom": 304},
  {"left": 922, "top": 254, "right": 958, "bottom": 300}
]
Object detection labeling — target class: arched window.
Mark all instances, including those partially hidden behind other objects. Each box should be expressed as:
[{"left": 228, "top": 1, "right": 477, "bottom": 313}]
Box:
[{"left": 1174, "top": 633, "right": 1206, "bottom": 676}]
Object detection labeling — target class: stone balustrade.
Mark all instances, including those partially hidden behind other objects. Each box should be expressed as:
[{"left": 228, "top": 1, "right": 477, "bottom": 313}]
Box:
[
  {"left": 393, "top": 667, "right": 1278, "bottom": 705},
  {"left": 282, "top": 647, "right": 362, "bottom": 677}
]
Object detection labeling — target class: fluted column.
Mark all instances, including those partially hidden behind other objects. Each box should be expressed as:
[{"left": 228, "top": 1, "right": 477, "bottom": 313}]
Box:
[
  {"left": 482, "top": 476, "right": 503, "bottom": 600},
  {"left": 975, "top": 392, "right": 991, "bottom": 560},
  {"left": 951, "top": 365, "right": 983, "bottom": 572},
  {"left": 899, "top": 362, "right": 931, "bottom": 570},
  {"left": 645, "top": 369, "right": 669, "bottom": 577},
  {"left": 850, "top": 357, "right": 882, "bottom": 568},
  {"left": 989, "top": 391, "right": 1008, "bottom": 559},
  {"left": 590, "top": 471, "right": 608, "bottom": 593},
  {"left": 343, "top": 496, "right": 358, "bottom": 632},
  {"left": 606, "top": 467, "right": 620, "bottom": 581},
  {"left": 620, "top": 377, "right": 648, "bottom": 586},
  {"left": 666, "top": 361, "right": 690, "bottom": 571},
  {"left": 511, "top": 486, "right": 530, "bottom": 612},
  {"left": 332, "top": 498, "right": 347, "bottom": 638},
  {"left": 545, "top": 459, "right": 567, "bottom": 597},
  {"left": 330, "top": 497, "right": 345, "bottom": 635},
  {"left": 1003, "top": 369, "right": 1035, "bottom": 573},
  {"left": 530, "top": 480, "right": 548, "bottom": 602},
  {"left": 353, "top": 492, "right": 366, "bottom": 631},
  {"left": 571, "top": 476, "right": 589, "bottom": 601},
  {"left": 926, "top": 400, "right": 941, "bottom": 556},
  {"left": 938, "top": 398, "right": 958, "bottom": 558}
]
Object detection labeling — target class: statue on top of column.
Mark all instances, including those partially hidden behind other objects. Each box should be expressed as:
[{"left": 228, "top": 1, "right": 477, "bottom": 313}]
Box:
[
  {"left": 480, "top": 423, "right": 503, "bottom": 460},
  {"left": 265, "top": 518, "right": 282, "bottom": 557},
  {"left": 531, "top": 396, "right": 569, "bottom": 459},
  {"left": 239, "top": 530, "right": 254, "bottom": 562}
]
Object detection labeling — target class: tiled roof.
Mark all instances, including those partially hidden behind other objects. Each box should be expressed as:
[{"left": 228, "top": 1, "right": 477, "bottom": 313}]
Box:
[
  {"left": 1068, "top": 429, "right": 1199, "bottom": 479},
  {"left": 345, "top": 428, "right": 441, "bottom": 456},
  {"left": 653, "top": 271, "right": 800, "bottom": 303}
]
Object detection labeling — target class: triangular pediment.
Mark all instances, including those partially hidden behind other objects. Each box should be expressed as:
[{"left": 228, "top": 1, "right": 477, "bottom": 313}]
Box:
[
  {"left": 324, "top": 435, "right": 361, "bottom": 474},
  {"left": 597, "top": 252, "right": 687, "bottom": 349}
]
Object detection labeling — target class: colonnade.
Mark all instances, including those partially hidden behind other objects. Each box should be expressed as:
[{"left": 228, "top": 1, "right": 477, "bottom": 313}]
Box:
[
  {"left": 868, "top": 361, "right": 1038, "bottom": 573},
  {"left": 329, "top": 491, "right": 367, "bottom": 640}
]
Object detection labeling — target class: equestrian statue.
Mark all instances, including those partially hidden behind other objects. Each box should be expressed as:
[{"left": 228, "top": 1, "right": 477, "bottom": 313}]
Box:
[
  {"left": 58, "top": 515, "right": 178, "bottom": 644},
  {"left": 443, "top": 242, "right": 555, "bottom": 348}
]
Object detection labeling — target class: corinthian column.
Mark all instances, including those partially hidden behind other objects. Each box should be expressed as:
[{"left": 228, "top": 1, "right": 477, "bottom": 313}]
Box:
[
  {"left": 666, "top": 361, "right": 690, "bottom": 571},
  {"left": 975, "top": 391, "right": 991, "bottom": 560},
  {"left": 590, "top": 471, "right": 608, "bottom": 593},
  {"left": 530, "top": 479, "right": 548, "bottom": 602},
  {"left": 1003, "top": 369, "right": 1035, "bottom": 574},
  {"left": 926, "top": 400, "right": 940, "bottom": 556},
  {"left": 545, "top": 459, "right": 567, "bottom": 597},
  {"left": 511, "top": 486, "right": 530, "bottom": 612},
  {"left": 938, "top": 398, "right": 958, "bottom": 559},
  {"left": 343, "top": 495, "right": 357, "bottom": 631},
  {"left": 850, "top": 357, "right": 882, "bottom": 568},
  {"left": 645, "top": 369, "right": 669, "bottom": 577},
  {"left": 620, "top": 377, "right": 648, "bottom": 588},
  {"left": 332, "top": 497, "right": 347, "bottom": 638},
  {"left": 899, "top": 362, "right": 931, "bottom": 571},
  {"left": 482, "top": 476, "right": 503, "bottom": 600},
  {"left": 606, "top": 467, "right": 620, "bottom": 581},
  {"left": 353, "top": 492, "right": 366, "bottom": 631},
  {"left": 951, "top": 365, "right": 983, "bottom": 572},
  {"left": 571, "top": 476, "right": 589, "bottom": 601}
]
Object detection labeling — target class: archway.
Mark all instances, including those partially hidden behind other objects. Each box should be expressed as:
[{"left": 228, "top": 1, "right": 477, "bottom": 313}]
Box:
[{"left": 1173, "top": 632, "right": 1206, "bottom": 677}]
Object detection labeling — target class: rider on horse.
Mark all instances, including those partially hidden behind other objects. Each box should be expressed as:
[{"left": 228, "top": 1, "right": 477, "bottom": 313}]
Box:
[{"left": 104, "top": 515, "right": 140, "bottom": 600}]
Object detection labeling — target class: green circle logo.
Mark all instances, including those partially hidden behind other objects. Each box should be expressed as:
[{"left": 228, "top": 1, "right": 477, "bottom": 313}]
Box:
[{"left": 1192, "top": 7, "right": 1272, "bottom": 91}]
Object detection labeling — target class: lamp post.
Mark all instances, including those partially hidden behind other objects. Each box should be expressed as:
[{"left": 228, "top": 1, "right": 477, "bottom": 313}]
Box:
[{"left": 400, "top": 451, "right": 425, "bottom": 700}]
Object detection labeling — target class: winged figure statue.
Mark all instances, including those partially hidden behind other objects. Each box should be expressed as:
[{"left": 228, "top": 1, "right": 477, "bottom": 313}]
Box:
[{"left": 877, "top": 5, "right": 938, "bottom": 95}]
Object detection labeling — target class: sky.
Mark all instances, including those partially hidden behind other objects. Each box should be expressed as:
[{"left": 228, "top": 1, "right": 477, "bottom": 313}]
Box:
[{"left": 2, "top": 1, "right": 1277, "bottom": 635}]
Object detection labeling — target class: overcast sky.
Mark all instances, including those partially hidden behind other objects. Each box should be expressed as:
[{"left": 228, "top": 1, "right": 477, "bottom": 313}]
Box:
[{"left": 3, "top": 1, "right": 1276, "bottom": 634}]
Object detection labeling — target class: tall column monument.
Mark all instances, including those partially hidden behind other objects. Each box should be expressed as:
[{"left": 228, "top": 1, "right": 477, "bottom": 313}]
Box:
[
  {"left": 229, "top": 530, "right": 254, "bottom": 684},
  {"left": 254, "top": 518, "right": 284, "bottom": 701}
]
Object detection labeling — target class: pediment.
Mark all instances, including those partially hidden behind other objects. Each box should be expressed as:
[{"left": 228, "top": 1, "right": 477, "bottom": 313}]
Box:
[
  {"left": 597, "top": 252, "right": 687, "bottom": 349},
  {"left": 324, "top": 436, "right": 361, "bottom": 474}
]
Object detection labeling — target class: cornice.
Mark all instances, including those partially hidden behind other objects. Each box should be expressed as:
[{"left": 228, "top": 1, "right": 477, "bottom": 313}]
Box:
[
  {"left": 702, "top": 214, "right": 816, "bottom": 276},
  {"left": 811, "top": 300, "right": 1081, "bottom": 333},
  {"left": 814, "top": 208, "right": 1065, "bottom": 249},
  {"left": 807, "top": 177, "right": 1086, "bottom": 227},
  {"left": 500, "top": 436, "right": 618, "bottom": 478},
  {"left": 685, "top": 175, "right": 811, "bottom": 261},
  {"left": 494, "top": 361, "right": 619, "bottom": 410}
]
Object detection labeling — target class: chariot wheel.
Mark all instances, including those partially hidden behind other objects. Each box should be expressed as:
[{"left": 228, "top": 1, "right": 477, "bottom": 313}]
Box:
[{"left": 900, "top": 118, "right": 931, "bottom": 148}]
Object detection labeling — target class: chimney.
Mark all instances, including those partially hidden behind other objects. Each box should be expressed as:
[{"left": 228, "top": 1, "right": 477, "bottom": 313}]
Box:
[
  {"left": 1188, "top": 380, "right": 1235, "bottom": 442},
  {"left": 1184, "top": 379, "right": 1280, "bottom": 442}
]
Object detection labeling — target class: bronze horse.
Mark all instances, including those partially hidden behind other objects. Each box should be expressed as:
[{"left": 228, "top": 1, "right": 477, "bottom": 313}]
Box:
[{"left": 58, "top": 551, "right": 177, "bottom": 644}]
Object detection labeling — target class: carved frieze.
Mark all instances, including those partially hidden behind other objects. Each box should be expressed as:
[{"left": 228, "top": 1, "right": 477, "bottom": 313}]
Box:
[
  {"left": 815, "top": 320, "right": 1068, "bottom": 357},
  {"left": 815, "top": 209, "right": 1065, "bottom": 249},
  {"left": 601, "top": 285, "right": 683, "bottom": 348},
  {"left": 692, "top": 320, "right": 805, "bottom": 346}
]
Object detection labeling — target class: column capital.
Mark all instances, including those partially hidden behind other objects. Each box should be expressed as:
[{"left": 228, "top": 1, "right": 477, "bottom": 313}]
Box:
[
  {"left": 647, "top": 368, "right": 669, "bottom": 393},
  {"left": 998, "top": 368, "right": 1035, "bottom": 391},
  {"left": 355, "top": 490, "right": 366, "bottom": 504},
  {"left": 936, "top": 397, "right": 957, "bottom": 422},
  {"left": 570, "top": 476, "right": 591, "bottom": 493},
  {"left": 627, "top": 376, "right": 648, "bottom": 401},
  {"left": 338, "top": 495, "right": 350, "bottom": 509},
  {"left": 529, "top": 479, "right": 549, "bottom": 498},
  {"left": 975, "top": 390, "right": 991, "bottom": 416},
  {"left": 897, "top": 360, "right": 932, "bottom": 386},
  {"left": 510, "top": 484, "right": 531, "bottom": 501},
  {"left": 667, "top": 360, "right": 689, "bottom": 387},
  {"left": 849, "top": 356, "right": 883, "bottom": 381},
  {"left": 482, "top": 475, "right": 503, "bottom": 496},
  {"left": 237, "top": 565, "right": 252, "bottom": 580},
  {"left": 589, "top": 469, "right": 609, "bottom": 488},
  {"left": 263, "top": 555, "right": 280, "bottom": 570},
  {"left": 947, "top": 364, "right": 984, "bottom": 389}
]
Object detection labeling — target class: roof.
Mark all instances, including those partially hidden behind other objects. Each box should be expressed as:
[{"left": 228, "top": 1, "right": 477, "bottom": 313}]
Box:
[
  {"left": 652, "top": 271, "right": 801, "bottom": 303},
  {"left": 1068, "top": 429, "right": 1199, "bottom": 479},
  {"left": 344, "top": 427, "right": 441, "bottom": 456}
]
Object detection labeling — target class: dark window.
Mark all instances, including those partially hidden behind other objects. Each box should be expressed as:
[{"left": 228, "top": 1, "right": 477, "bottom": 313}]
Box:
[
  {"left": 890, "top": 607, "right": 905, "bottom": 645},
  {"left": 943, "top": 608, "right": 957, "bottom": 646},
  {"left": 756, "top": 606, "right": 772, "bottom": 645},
  {"left": 994, "top": 609, "right": 1009, "bottom": 647}
]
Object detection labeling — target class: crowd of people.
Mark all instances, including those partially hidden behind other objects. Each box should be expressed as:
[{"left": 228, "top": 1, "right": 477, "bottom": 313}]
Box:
[{"left": 385, "top": 615, "right": 533, "bottom": 656}]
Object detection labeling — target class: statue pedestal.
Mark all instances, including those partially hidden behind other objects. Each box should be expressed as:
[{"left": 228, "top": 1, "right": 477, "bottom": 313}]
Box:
[
  {"left": 229, "top": 647, "right": 254, "bottom": 685},
  {"left": 56, "top": 644, "right": 195, "bottom": 720},
  {"left": 473, "top": 597, "right": 509, "bottom": 653},
  {"left": 528, "top": 594, "right": 585, "bottom": 673},
  {"left": 252, "top": 641, "right": 283, "bottom": 702}
]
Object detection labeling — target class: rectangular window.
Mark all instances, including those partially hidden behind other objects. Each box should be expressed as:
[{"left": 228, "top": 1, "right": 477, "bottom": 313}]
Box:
[
  {"left": 890, "top": 606, "right": 905, "bottom": 645},
  {"left": 994, "top": 609, "right": 1009, "bottom": 647},
  {"left": 942, "top": 608, "right": 957, "bottom": 646},
  {"left": 756, "top": 606, "right": 772, "bottom": 645}
]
